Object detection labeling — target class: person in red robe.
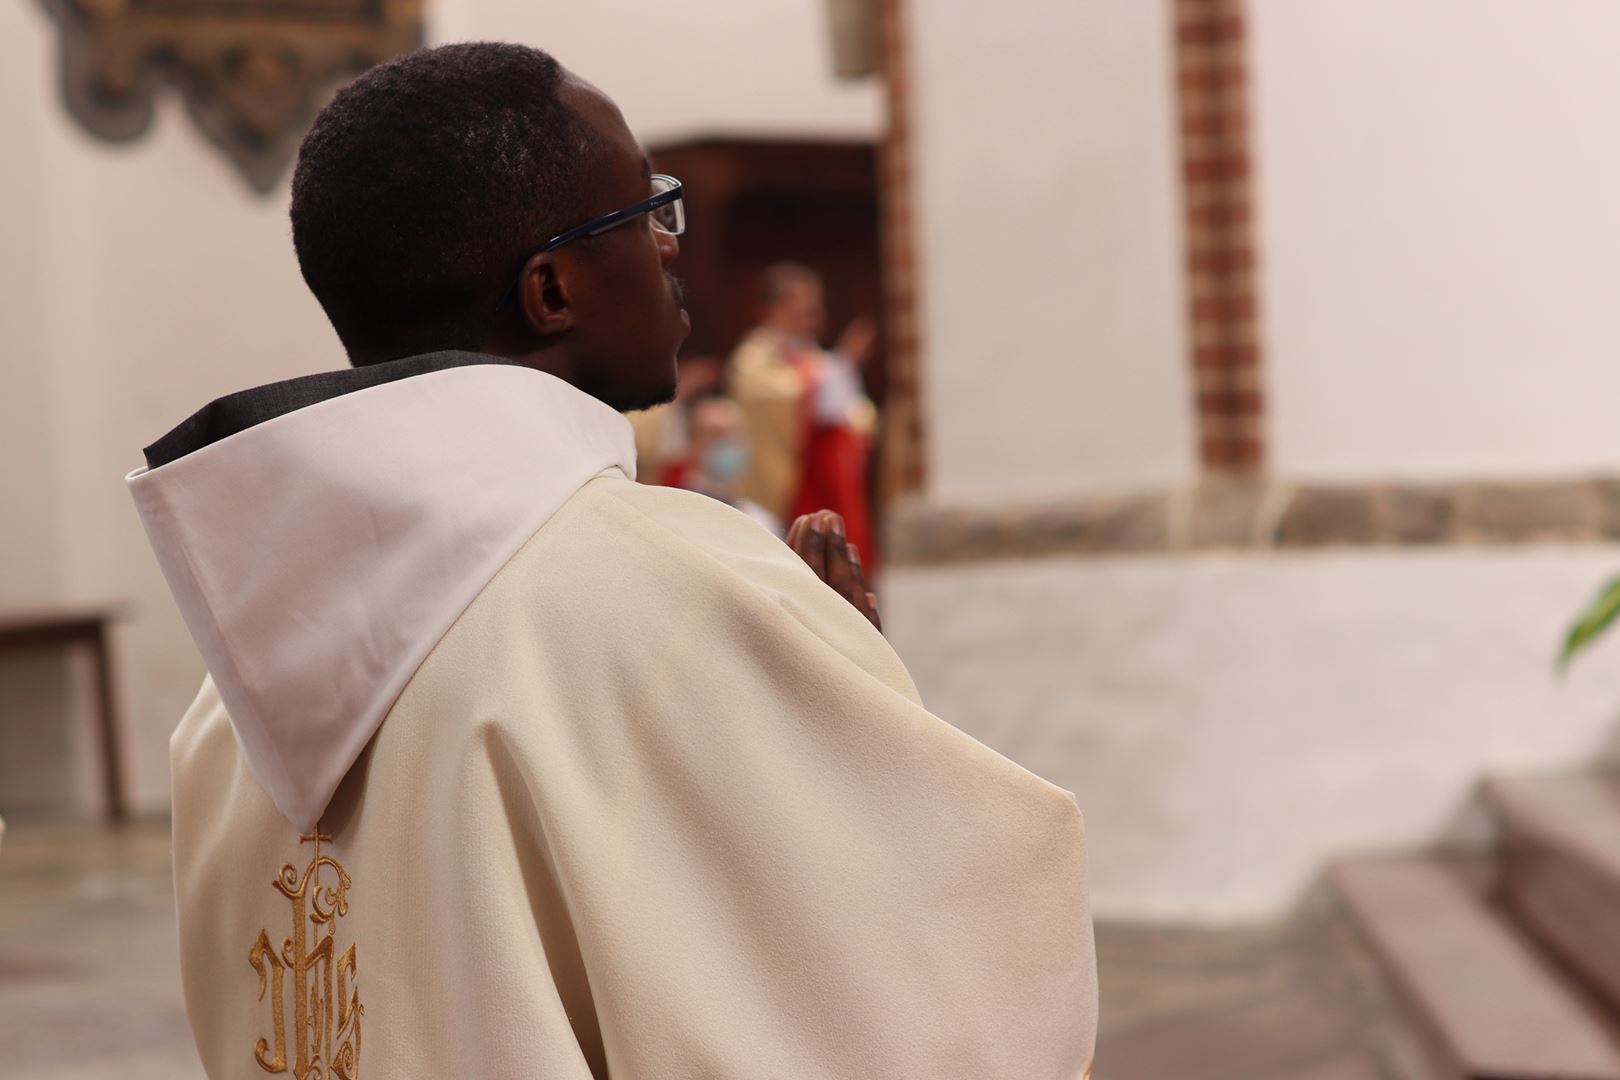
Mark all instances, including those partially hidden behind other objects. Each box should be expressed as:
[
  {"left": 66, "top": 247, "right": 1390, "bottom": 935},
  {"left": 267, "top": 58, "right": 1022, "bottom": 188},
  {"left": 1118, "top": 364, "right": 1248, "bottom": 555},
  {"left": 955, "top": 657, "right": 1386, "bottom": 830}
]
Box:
[{"left": 728, "top": 262, "right": 880, "bottom": 571}]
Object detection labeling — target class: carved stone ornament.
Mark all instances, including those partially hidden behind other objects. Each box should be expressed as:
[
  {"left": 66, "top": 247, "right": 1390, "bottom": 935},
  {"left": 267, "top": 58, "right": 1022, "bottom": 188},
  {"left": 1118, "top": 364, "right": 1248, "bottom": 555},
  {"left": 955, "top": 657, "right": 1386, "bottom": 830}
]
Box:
[{"left": 40, "top": 0, "right": 425, "bottom": 193}]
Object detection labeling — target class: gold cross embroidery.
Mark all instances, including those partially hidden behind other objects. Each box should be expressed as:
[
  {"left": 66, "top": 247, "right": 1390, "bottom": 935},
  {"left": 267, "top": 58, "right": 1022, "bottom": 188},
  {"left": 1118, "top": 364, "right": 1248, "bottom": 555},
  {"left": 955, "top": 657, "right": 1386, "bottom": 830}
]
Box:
[{"left": 248, "top": 832, "right": 362, "bottom": 1078}]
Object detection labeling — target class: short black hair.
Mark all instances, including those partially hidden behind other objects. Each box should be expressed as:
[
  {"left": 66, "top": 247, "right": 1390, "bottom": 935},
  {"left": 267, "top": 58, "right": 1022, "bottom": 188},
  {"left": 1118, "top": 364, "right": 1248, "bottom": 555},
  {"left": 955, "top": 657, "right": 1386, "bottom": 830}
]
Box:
[{"left": 290, "top": 42, "right": 599, "bottom": 363}]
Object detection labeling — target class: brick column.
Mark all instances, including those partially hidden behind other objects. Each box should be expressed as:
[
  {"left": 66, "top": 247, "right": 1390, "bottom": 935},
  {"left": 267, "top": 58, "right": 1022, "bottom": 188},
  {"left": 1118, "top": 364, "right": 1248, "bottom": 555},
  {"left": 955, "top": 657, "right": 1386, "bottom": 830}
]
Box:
[
  {"left": 1174, "top": 0, "right": 1265, "bottom": 473},
  {"left": 875, "top": 0, "right": 926, "bottom": 503}
]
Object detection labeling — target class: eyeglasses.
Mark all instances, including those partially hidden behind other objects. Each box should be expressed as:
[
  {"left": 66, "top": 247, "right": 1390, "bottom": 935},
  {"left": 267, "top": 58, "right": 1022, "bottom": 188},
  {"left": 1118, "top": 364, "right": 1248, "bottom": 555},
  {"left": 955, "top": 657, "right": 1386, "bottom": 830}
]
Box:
[{"left": 497, "top": 174, "right": 685, "bottom": 311}]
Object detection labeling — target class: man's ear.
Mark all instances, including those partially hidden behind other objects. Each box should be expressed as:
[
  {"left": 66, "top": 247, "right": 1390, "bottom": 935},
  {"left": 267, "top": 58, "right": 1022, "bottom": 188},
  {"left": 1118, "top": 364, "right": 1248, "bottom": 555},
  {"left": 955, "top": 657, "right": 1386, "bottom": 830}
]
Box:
[{"left": 518, "top": 252, "right": 576, "bottom": 337}]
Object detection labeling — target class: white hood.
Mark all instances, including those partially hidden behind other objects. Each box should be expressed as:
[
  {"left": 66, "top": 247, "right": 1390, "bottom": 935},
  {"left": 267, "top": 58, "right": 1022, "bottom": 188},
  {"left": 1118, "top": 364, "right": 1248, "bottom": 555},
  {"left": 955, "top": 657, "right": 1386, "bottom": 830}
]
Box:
[{"left": 129, "top": 362, "right": 637, "bottom": 831}]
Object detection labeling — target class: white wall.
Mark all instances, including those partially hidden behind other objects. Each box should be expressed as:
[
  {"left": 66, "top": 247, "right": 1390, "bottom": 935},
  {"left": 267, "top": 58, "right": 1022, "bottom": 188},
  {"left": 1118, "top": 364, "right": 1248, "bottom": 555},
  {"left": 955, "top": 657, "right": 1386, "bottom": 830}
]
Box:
[
  {"left": 0, "top": 2, "right": 120, "bottom": 817},
  {"left": 886, "top": 547, "right": 1620, "bottom": 922},
  {"left": 908, "top": 0, "right": 1195, "bottom": 503},
  {"left": 0, "top": 2, "right": 59, "bottom": 607},
  {"left": 430, "top": 0, "right": 882, "bottom": 143},
  {"left": 1254, "top": 0, "right": 1620, "bottom": 481},
  {"left": 0, "top": 0, "right": 881, "bottom": 816},
  {"left": 0, "top": 1, "right": 341, "bottom": 817},
  {"left": 881, "top": 0, "right": 1620, "bottom": 922}
]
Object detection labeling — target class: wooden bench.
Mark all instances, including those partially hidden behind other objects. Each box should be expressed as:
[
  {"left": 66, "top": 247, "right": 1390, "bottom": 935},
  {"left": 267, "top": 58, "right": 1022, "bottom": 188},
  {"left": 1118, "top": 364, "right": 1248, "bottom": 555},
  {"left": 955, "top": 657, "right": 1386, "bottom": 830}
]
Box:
[{"left": 0, "top": 606, "right": 127, "bottom": 821}]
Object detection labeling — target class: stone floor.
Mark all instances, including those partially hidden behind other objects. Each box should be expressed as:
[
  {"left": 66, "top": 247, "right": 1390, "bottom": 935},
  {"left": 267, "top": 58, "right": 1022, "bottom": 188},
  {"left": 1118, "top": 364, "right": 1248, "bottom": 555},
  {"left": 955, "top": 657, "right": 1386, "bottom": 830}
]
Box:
[
  {"left": 1, "top": 823, "right": 202, "bottom": 1079},
  {"left": 0, "top": 822, "right": 1432, "bottom": 1080},
  {"left": 1095, "top": 906, "right": 1435, "bottom": 1080}
]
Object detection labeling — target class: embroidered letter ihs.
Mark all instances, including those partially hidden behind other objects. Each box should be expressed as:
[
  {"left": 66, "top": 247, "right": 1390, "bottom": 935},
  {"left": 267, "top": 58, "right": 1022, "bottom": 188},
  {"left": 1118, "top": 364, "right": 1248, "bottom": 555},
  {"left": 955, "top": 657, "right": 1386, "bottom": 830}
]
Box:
[{"left": 248, "top": 832, "right": 362, "bottom": 1078}]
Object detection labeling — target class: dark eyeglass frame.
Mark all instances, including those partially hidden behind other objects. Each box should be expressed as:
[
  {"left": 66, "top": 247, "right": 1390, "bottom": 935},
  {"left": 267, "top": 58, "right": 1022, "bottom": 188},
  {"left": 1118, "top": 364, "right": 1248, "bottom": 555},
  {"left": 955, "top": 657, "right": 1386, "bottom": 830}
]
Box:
[{"left": 496, "top": 174, "right": 684, "bottom": 312}]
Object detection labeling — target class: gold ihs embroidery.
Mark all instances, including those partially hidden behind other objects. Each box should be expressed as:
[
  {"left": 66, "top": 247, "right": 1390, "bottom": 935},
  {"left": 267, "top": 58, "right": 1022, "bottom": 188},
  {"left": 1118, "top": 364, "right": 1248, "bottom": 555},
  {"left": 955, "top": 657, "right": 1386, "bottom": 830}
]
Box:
[{"left": 248, "top": 832, "right": 362, "bottom": 1078}]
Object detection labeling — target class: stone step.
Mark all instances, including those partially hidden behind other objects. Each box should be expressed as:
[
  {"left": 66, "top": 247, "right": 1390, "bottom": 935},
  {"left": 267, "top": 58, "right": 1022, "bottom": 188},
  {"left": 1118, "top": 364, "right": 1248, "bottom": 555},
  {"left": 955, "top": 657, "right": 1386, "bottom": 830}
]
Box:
[
  {"left": 1487, "top": 772, "right": 1620, "bottom": 1019},
  {"left": 1333, "top": 856, "right": 1620, "bottom": 1080}
]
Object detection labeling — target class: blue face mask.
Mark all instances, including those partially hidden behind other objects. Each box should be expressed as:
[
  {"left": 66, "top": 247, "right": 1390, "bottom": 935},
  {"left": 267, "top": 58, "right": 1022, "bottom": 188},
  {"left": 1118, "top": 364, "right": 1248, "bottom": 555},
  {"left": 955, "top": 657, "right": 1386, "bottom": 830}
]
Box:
[{"left": 702, "top": 439, "right": 748, "bottom": 482}]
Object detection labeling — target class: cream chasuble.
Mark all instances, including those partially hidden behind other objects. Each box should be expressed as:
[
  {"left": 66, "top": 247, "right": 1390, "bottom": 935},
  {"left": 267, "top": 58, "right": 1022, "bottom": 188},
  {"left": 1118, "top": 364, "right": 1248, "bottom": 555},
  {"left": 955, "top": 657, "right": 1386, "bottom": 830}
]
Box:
[{"left": 130, "top": 358, "right": 1097, "bottom": 1079}]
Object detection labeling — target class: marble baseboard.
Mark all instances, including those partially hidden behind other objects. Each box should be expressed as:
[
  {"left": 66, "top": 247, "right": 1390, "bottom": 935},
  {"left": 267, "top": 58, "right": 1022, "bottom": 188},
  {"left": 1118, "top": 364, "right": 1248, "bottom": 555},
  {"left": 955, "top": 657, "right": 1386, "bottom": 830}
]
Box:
[{"left": 886, "top": 477, "right": 1620, "bottom": 565}]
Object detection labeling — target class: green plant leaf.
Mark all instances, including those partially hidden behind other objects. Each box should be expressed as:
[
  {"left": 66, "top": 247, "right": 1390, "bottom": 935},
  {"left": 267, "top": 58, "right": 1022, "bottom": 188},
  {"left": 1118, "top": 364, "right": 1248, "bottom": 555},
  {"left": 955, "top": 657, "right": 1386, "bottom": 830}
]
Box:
[{"left": 1559, "top": 574, "right": 1620, "bottom": 672}]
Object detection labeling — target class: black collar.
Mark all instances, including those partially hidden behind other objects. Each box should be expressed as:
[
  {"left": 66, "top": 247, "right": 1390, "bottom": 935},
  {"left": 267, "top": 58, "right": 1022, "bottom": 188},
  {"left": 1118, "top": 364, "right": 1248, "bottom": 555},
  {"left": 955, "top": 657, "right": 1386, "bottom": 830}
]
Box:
[{"left": 143, "top": 352, "right": 524, "bottom": 470}]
